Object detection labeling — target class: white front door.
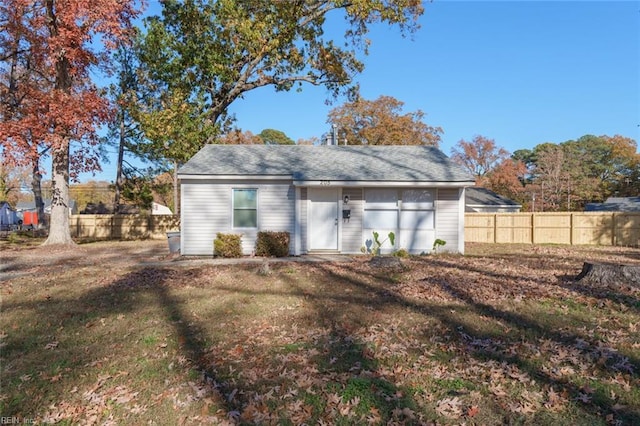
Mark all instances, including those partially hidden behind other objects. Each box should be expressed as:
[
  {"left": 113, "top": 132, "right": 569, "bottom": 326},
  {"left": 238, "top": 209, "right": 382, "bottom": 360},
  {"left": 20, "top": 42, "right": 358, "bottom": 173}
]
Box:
[{"left": 309, "top": 188, "right": 339, "bottom": 250}]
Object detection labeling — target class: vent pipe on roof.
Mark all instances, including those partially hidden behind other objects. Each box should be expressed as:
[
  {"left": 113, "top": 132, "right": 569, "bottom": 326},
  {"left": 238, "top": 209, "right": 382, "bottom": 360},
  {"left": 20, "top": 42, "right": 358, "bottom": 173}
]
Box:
[
  {"left": 326, "top": 124, "right": 347, "bottom": 145},
  {"left": 331, "top": 124, "right": 337, "bottom": 146}
]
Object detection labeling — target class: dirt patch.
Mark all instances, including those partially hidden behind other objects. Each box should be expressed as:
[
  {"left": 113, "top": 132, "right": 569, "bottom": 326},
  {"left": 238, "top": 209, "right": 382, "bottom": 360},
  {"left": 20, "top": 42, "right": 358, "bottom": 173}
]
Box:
[{"left": 0, "top": 240, "right": 169, "bottom": 281}]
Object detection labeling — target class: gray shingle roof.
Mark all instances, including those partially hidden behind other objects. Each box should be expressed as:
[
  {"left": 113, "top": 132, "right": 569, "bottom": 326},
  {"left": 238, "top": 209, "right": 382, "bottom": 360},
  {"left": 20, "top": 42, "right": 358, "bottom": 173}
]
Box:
[
  {"left": 178, "top": 145, "right": 475, "bottom": 183},
  {"left": 585, "top": 197, "right": 640, "bottom": 212},
  {"left": 466, "top": 187, "right": 521, "bottom": 207}
]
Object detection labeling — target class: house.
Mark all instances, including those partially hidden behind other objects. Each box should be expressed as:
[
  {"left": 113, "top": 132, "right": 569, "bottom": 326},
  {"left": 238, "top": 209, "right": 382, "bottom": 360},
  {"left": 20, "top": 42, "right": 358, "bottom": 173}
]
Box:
[
  {"left": 585, "top": 197, "right": 640, "bottom": 212},
  {"left": 16, "top": 199, "right": 78, "bottom": 216},
  {"left": 465, "top": 187, "right": 522, "bottom": 213},
  {"left": 177, "top": 145, "right": 475, "bottom": 256},
  {"left": 0, "top": 201, "right": 19, "bottom": 231}
]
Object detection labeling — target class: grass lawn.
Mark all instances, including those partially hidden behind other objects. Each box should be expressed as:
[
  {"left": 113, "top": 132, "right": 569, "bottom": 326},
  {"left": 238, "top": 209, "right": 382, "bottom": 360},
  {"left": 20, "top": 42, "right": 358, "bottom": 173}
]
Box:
[{"left": 1, "top": 238, "right": 639, "bottom": 425}]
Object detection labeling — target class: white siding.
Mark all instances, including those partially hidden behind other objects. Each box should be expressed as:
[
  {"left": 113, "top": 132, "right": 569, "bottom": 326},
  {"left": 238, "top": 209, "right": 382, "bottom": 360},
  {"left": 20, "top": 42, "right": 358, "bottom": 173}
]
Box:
[
  {"left": 341, "top": 188, "right": 363, "bottom": 253},
  {"left": 181, "top": 180, "right": 295, "bottom": 255},
  {"left": 257, "top": 184, "right": 296, "bottom": 254},
  {"left": 181, "top": 181, "right": 466, "bottom": 256},
  {"left": 435, "top": 188, "right": 461, "bottom": 253},
  {"left": 181, "top": 182, "right": 230, "bottom": 256},
  {"left": 300, "top": 188, "right": 308, "bottom": 254}
]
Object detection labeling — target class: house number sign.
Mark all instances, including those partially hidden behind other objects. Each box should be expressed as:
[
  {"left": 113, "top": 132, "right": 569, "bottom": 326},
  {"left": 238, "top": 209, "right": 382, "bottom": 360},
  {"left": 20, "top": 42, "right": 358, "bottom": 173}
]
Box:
[{"left": 320, "top": 180, "right": 331, "bottom": 186}]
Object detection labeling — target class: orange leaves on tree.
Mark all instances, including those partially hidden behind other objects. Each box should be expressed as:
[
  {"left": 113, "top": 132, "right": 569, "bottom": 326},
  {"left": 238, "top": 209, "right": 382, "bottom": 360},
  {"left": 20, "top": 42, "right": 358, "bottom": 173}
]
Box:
[
  {"left": 450, "top": 135, "right": 509, "bottom": 178},
  {"left": 1, "top": 0, "right": 142, "bottom": 244},
  {"left": 327, "top": 95, "right": 442, "bottom": 146},
  {"left": 1, "top": 0, "right": 141, "bottom": 169}
]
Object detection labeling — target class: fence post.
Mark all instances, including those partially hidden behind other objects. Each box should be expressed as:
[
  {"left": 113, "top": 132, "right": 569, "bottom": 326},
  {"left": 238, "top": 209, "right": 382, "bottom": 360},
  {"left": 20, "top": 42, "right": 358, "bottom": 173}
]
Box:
[
  {"left": 570, "top": 213, "right": 573, "bottom": 245},
  {"left": 612, "top": 213, "right": 616, "bottom": 246},
  {"left": 531, "top": 213, "right": 535, "bottom": 244},
  {"left": 493, "top": 214, "right": 497, "bottom": 243}
]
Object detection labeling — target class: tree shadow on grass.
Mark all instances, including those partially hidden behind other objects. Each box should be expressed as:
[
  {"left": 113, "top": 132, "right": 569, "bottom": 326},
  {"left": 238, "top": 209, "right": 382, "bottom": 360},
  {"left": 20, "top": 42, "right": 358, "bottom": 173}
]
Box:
[
  {"left": 2, "top": 266, "right": 240, "bottom": 423},
  {"left": 279, "top": 273, "right": 425, "bottom": 424},
  {"left": 4, "top": 255, "right": 639, "bottom": 424},
  {"left": 302, "top": 260, "right": 640, "bottom": 424},
  {"left": 426, "top": 252, "right": 640, "bottom": 313}
]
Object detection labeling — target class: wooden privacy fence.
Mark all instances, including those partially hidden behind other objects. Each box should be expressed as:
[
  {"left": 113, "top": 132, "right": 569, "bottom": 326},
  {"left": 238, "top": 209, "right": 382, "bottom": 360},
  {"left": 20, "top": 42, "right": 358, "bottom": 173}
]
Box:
[
  {"left": 70, "top": 213, "right": 640, "bottom": 246},
  {"left": 465, "top": 212, "right": 640, "bottom": 246},
  {"left": 69, "top": 215, "right": 180, "bottom": 240}
]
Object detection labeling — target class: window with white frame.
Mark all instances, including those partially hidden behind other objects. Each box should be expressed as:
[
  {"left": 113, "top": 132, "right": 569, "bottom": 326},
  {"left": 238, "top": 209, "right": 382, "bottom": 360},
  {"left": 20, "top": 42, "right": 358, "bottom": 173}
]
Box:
[
  {"left": 233, "top": 189, "right": 257, "bottom": 228},
  {"left": 399, "top": 189, "right": 436, "bottom": 252},
  {"left": 364, "top": 189, "right": 398, "bottom": 228},
  {"left": 363, "top": 188, "right": 437, "bottom": 253},
  {"left": 400, "top": 189, "right": 435, "bottom": 230},
  {"left": 363, "top": 189, "right": 399, "bottom": 251}
]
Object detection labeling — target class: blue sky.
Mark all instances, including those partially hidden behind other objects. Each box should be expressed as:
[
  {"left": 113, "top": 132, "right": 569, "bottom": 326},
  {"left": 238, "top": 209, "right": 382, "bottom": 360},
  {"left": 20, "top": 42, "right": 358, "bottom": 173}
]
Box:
[{"left": 84, "top": 0, "right": 640, "bottom": 182}]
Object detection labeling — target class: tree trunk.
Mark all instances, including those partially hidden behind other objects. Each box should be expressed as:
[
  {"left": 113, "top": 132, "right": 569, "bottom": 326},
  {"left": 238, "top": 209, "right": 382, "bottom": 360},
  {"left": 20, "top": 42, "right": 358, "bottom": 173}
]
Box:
[
  {"left": 114, "top": 108, "right": 125, "bottom": 213},
  {"left": 43, "top": 140, "right": 74, "bottom": 245},
  {"left": 575, "top": 262, "right": 640, "bottom": 288},
  {"left": 31, "top": 159, "right": 46, "bottom": 227},
  {"left": 43, "top": 2, "right": 74, "bottom": 245}
]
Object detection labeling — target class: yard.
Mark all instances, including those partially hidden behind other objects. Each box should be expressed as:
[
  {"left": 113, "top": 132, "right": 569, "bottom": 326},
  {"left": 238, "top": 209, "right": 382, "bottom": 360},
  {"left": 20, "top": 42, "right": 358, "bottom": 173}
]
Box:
[{"left": 1, "top": 238, "right": 639, "bottom": 425}]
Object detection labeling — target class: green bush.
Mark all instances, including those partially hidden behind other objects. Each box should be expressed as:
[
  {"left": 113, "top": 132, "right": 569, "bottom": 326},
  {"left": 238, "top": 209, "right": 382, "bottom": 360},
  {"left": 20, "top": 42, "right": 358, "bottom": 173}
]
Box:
[
  {"left": 213, "top": 233, "right": 242, "bottom": 258},
  {"left": 392, "top": 248, "right": 410, "bottom": 258},
  {"left": 256, "top": 231, "right": 290, "bottom": 257}
]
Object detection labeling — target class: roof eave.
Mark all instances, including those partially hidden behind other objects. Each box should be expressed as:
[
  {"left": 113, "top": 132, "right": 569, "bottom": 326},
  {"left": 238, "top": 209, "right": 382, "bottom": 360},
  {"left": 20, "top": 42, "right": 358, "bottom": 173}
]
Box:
[
  {"left": 178, "top": 174, "right": 293, "bottom": 180},
  {"left": 294, "top": 180, "right": 476, "bottom": 187},
  {"left": 467, "top": 204, "right": 522, "bottom": 208}
]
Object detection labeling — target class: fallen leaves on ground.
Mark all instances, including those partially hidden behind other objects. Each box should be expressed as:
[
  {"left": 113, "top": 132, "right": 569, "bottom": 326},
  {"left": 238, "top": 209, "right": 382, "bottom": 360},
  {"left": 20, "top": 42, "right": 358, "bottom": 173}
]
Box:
[{"left": 2, "top": 241, "right": 639, "bottom": 424}]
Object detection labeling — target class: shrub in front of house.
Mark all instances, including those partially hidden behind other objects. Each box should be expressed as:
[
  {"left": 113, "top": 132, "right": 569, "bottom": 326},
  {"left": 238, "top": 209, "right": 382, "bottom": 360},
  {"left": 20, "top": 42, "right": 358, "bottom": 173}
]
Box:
[
  {"left": 213, "top": 233, "right": 242, "bottom": 258},
  {"left": 256, "top": 231, "right": 290, "bottom": 257}
]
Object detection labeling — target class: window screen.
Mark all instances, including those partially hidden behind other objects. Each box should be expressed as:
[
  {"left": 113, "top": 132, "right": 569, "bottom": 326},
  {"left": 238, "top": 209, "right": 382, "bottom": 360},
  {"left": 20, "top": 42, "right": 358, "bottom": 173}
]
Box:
[
  {"left": 365, "top": 189, "right": 398, "bottom": 207},
  {"left": 402, "top": 189, "right": 434, "bottom": 209}
]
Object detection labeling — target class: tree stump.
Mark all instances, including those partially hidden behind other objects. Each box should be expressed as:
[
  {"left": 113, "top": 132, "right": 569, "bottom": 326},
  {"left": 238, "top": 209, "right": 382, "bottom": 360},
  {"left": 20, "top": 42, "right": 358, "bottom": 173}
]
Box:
[
  {"left": 257, "top": 260, "right": 271, "bottom": 276},
  {"left": 575, "top": 262, "right": 640, "bottom": 288}
]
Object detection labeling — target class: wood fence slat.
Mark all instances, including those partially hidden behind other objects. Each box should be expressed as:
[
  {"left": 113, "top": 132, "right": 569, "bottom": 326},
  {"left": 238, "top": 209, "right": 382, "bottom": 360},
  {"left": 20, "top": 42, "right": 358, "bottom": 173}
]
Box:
[
  {"left": 465, "top": 212, "right": 640, "bottom": 246},
  {"left": 69, "top": 214, "right": 179, "bottom": 240},
  {"left": 67, "top": 213, "right": 640, "bottom": 246}
]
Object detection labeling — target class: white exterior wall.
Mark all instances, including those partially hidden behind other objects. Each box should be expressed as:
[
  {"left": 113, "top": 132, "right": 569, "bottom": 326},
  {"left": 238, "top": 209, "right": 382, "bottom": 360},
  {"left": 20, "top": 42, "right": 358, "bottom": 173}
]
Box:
[
  {"left": 299, "top": 188, "right": 308, "bottom": 254},
  {"left": 181, "top": 179, "right": 295, "bottom": 255},
  {"left": 181, "top": 180, "right": 466, "bottom": 256},
  {"left": 341, "top": 188, "right": 363, "bottom": 253},
  {"left": 435, "top": 188, "right": 463, "bottom": 253}
]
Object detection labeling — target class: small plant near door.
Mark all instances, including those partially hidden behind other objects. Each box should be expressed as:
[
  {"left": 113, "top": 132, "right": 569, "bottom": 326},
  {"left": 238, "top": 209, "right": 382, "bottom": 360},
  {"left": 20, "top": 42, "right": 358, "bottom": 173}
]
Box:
[
  {"left": 371, "top": 231, "right": 395, "bottom": 256},
  {"left": 432, "top": 238, "right": 446, "bottom": 253}
]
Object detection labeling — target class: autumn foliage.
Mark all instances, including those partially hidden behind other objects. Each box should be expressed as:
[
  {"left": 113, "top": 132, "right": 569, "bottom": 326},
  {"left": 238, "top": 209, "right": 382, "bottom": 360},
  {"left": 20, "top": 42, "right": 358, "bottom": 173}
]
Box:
[
  {"left": 1, "top": 0, "right": 139, "bottom": 169},
  {"left": 451, "top": 135, "right": 509, "bottom": 177},
  {"left": 452, "top": 134, "right": 639, "bottom": 211},
  {"left": 328, "top": 96, "right": 442, "bottom": 146},
  {"left": 0, "top": 0, "right": 141, "bottom": 243}
]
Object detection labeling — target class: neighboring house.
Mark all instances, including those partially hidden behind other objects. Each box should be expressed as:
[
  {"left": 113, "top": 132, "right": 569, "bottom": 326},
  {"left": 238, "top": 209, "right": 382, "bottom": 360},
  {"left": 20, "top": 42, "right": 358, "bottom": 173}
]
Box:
[
  {"left": 152, "top": 202, "right": 173, "bottom": 215},
  {"left": 16, "top": 199, "right": 78, "bottom": 216},
  {"left": 177, "top": 145, "right": 475, "bottom": 256},
  {"left": 82, "top": 202, "right": 112, "bottom": 214},
  {"left": 0, "top": 201, "right": 19, "bottom": 230},
  {"left": 585, "top": 197, "right": 640, "bottom": 212},
  {"left": 465, "top": 187, "right": 522, "bottom": 213}
]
